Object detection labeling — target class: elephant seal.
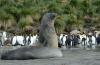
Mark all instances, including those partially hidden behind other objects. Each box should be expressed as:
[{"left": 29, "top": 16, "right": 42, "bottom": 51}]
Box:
[
  {"left": 39, "top": 13, "right": 58, "bottom": 48},
  {"left": 1, "top": 46, "right": 63, "bottom": 60},
  {"left": 1, "top": 13, "right": 63, "bottom": 60}
]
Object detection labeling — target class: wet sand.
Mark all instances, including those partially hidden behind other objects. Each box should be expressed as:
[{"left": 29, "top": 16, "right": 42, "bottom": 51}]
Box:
[{"left": 0, "top": 46, "right": 100, "bottom": 65}]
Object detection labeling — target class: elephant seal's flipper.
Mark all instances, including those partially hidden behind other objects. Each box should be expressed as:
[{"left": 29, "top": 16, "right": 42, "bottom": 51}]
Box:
[{"left": 1, "top": 46, "right": 63, "bottom": 60}]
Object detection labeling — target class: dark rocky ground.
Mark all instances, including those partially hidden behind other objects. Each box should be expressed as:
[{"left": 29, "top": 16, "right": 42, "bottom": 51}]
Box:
[{"left": 0, "top": 46, "right": 100, "bottom": 65}]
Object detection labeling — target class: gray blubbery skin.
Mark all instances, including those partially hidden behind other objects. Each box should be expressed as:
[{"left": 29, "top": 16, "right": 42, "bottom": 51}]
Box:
[
  {"left": 1, "top": 46, "right": 63, "bottom": 60},
  {"left": 1, "top": 13, "right": 63, "bottom": 60},
  {"left": 39, "top": 13, "right": 58, "bottom": 48}
]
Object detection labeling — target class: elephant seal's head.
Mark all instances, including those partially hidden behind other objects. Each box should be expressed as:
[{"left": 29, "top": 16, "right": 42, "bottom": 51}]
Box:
[
  {"left": 40, "top": 13, "right": 57, "bottom": 26},
  {"left": 44, "top": 13, "right": 57, "bottom": 20}
]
